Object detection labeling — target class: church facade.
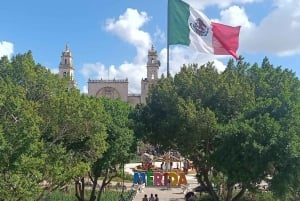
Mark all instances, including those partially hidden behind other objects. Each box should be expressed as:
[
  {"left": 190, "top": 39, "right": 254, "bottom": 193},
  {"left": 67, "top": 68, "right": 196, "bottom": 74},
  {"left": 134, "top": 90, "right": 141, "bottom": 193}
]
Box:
[{"left": 58, "top": 44, "right": 160, "bottom": 106}]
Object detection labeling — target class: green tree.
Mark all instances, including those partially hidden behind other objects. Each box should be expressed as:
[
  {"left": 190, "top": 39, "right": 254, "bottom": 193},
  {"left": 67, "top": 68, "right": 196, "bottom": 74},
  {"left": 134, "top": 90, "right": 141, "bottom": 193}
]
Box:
[
  {"left": 89, "top": 97, "right": 134, "bottom": 201},
  {"left": 213, "top": 58, "right": 300, "bottom": 200},
  {"left": 0, "top": 79, "right": 45, "bottom": 200},
  {"left": 40, "top": 91, "right": 108, "bottom": 201},
  {"left": 136, "top": 58, "right": 300, "bottom": 201},
  {"left": 0, "top": 52, "right": 109, "bottom": 201}
]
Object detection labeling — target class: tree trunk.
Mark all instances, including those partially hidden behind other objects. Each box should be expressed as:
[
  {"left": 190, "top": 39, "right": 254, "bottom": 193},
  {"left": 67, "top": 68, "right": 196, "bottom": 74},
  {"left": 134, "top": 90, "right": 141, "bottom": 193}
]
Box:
[
  {"left": 89, "top": 173, "right": 98, "bottom": 201},
  {"left": 75, "top": 177, "right": 85, "bottom": 201},
  {"left": 203, "top": 170, "right": 220, "bottom": 201},
  {"left": 96, "top": 169, "right": 110, "bottom": 201},
  {"left": 96, "top": 183, "right": 106, "bottom": 201},
  {"left": 225, "top": 183, "right": 233, "bottom": 201}
]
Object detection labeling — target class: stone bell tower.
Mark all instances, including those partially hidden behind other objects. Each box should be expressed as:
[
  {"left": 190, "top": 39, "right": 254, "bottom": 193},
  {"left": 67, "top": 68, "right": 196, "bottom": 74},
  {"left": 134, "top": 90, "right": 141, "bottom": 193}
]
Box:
[
  {"left": 141, "top": 45, "right": 160, "bottom": 103},
  {"left": 59, "top": 44, "right": 77, "bottom": 89}
]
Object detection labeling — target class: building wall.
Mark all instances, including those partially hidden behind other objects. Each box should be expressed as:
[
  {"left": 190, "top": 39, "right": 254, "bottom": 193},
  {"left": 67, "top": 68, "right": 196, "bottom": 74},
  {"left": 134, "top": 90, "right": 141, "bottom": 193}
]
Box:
[
  {"left": 141, "top": 79, "right": 149, "bottom": 104},
  {"left": 88, "top": 79, "right": 129, "bottom": 102},
  {"left": 128, "top": 95, "right": 142, "bottom": 106},
  {"left": 60, "top": 44, "right": 160, "bottom": 107}
]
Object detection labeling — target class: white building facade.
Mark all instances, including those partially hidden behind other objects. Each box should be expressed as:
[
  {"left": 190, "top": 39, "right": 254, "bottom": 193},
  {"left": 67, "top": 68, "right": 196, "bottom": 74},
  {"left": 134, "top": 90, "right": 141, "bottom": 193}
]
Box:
[{"left": 59, "top": 44, "right": 160, "bottom": 106}]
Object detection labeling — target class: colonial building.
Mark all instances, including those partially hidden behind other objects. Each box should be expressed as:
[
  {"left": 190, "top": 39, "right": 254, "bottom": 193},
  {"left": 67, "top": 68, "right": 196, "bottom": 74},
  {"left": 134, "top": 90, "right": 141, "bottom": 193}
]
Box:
[
  {"left": 59, "top": 44, "right": 160, "bottom": 106},
  {"left": 58, "top": 44, "right": 77, "bottom": 89}
]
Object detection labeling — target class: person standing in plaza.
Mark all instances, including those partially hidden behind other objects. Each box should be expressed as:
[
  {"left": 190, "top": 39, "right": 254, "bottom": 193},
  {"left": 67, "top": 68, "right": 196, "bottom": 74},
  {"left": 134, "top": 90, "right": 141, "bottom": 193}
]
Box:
[
  {"left": 142, "top": 194, "right": 148, "bottom": 201},
  {"left": 154, "top": 194, "right": 159, "bottom": 201},
  {"left": 137, "top": 175, "right": 144, "bottom": 193},
  {"left": 185, "top": 192, "right": 196, "bottom": 201},
  {"left": 167, "top": 177, "right": 171, "bottom": 189},
  {"left": 149, "top": 193, "right": 155, "bottom": 201}
]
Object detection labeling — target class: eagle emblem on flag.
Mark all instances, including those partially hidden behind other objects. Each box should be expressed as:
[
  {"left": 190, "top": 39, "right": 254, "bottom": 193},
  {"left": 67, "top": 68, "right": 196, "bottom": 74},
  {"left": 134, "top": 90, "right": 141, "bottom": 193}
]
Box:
[{"left": 190, "top": 18, "right": 209, "bottom": 36}]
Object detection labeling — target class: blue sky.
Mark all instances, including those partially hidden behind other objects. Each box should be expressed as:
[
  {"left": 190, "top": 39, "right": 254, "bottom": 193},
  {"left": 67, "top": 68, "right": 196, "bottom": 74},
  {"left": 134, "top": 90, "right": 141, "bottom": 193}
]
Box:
[{"left": 1, "top": 0, "right": 300, "bottom": 94}]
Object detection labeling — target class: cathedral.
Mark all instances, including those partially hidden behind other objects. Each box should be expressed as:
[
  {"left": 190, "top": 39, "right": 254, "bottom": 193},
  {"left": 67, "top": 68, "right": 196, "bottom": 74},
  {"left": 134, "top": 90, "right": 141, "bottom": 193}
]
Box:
[{"left": 58, "top": 44, "right": 160, "bottom": 106}]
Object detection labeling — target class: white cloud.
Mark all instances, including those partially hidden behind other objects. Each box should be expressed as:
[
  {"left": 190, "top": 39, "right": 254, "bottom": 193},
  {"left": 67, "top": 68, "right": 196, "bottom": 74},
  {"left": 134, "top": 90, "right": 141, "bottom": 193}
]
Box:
[
  {"left": 48, "top": 67, "right": 59, "bottom": 74},
  {"left": 80, "top": 8, "right": 151, "bottom": 93},
  {"left": 81, "top": 62, "right": 146, "bottom": 94},
  {"left": 84, "top": 0, "right": 300, "bottom": 93},
  {"left": 0, "top": 41, "right": 14, "bottom": 58},
  {"left": 218, "top": 6, "right": 253, "bottom": 28},
  {"left": 238, "top": 0, "right": 300, "bottom": 56},
  {"left": 81, "top": 62, "right": 106, "bottom": 79},
  {"left": 153, "top": 26, "right": 166, "bottom": 44},
  {"left": 82, "top": 85, "right": 88, "bottom": 94},
  {"left": 159, "top": 46, "right": 228, "bottom": 77},
  {"left": 105, "top": 8, "right": 151, "bottom": 64},
  {"left": 80, "top": 7, "right": 233, "bottom": 93},
  {"left": 180, "top": 0, "right": 300, "bottom": 57}
]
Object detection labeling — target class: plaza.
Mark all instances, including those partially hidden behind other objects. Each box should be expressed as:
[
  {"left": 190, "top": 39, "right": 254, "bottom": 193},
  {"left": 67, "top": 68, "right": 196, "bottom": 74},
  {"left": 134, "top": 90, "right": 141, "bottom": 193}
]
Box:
[{"left": 125, "top": 163, "right": 198, "bottom": 201}]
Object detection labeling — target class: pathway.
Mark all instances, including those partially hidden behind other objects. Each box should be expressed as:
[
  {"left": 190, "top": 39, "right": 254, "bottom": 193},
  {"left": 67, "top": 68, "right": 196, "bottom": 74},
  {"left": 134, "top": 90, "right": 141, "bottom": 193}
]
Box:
[
  {"left": 132, "top": 186, "right": 185, "bottom": 201},
  {"left": 131, "top": 175, "right": 198, "bottom": 201},
  {"left": 125, "top": 163, "right": 199, "bottom": 201}
]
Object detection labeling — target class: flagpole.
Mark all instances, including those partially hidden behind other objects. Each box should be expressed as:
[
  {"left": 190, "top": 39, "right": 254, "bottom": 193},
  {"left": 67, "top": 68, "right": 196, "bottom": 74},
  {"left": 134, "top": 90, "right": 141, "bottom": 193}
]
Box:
[
  {"left": 167, "top": 0, "right": 170, "bottom": 77},
  {"left": 167, "top": 47, "right": 170, "bottom": 78}
]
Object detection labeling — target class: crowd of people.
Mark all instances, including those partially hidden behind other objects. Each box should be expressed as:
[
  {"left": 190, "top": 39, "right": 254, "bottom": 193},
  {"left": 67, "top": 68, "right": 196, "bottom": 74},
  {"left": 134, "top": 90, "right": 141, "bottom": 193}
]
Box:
[
  {"left": 159, "top": 159, "right": 192, "bottom": 173},
  {"left": 142, "top": 193, "right": 159, "bottom": 201}
]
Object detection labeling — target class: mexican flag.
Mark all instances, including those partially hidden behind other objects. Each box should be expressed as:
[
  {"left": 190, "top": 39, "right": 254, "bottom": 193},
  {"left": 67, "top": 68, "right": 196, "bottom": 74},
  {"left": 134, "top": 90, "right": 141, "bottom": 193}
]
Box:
[{"left": 168, "top": 0, "right": 241, "bottom": 59}]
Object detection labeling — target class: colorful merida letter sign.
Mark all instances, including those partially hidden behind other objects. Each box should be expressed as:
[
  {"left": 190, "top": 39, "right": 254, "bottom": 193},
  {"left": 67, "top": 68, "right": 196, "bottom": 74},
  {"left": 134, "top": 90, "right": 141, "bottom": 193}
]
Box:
[{"left": 133, "top": 170, "right": 187, "bottom": 186}]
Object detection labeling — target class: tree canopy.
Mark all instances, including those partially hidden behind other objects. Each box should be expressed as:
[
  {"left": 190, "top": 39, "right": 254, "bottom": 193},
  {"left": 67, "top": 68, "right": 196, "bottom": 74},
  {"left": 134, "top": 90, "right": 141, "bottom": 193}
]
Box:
[
  {"left": 134, "top": 57, "right": 300, "bottom": 201},
  {"left": 88, "top": 97, "right": 134, "bottom": 201},
  {"left": 0, "top": 52, "right": 134, "bottom": 201}
]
